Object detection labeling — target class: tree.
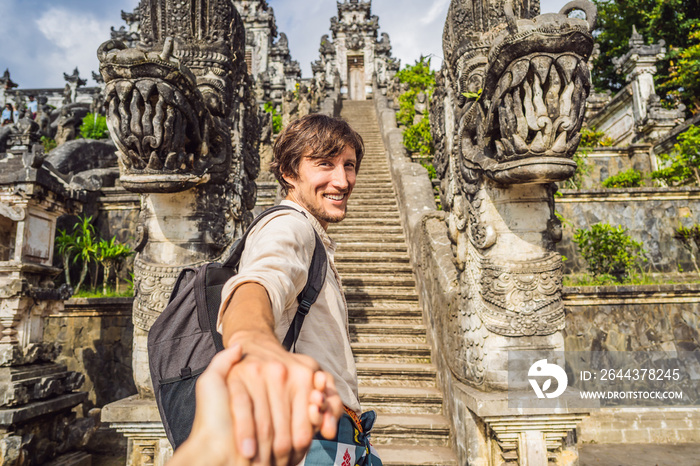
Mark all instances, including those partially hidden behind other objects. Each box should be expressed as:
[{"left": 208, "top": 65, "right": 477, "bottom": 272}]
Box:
[
  {"left": 591, "top": 0, "right": 700, "bottom": 110},
  {"left": 96, "top": 237, "right": 133, "bottom": 295},
  {"left": 658, "top": 26, "right": 700, "bottom": 113},
  {"left": 55, "top": 215, "right": 98, "bottom": 295},
  {"left": 651, "top": 124, "right": 700, "bottom": 185}
]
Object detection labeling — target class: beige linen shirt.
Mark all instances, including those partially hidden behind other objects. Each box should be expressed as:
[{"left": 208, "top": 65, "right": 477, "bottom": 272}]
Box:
[{"left": 217, "top": 200, "right": 361, "bottom": 413}]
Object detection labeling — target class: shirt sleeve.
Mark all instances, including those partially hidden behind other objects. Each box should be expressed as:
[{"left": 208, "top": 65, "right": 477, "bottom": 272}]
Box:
[{"left": 216, "top": 211, "right": 316, "bottom": 333}]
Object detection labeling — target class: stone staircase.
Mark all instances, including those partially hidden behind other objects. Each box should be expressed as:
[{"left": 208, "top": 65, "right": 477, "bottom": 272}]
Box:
[{"left": 328, "top": 100, "right": 457, "bottom": 465}]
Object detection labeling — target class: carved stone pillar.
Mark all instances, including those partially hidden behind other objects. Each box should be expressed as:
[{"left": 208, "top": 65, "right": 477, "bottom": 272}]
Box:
[
  {"left": 97, "top": 1, "right": 259, "bottom": 463},
  {"left": 430, "top": 0, "right": 598, "bottom": 464}
]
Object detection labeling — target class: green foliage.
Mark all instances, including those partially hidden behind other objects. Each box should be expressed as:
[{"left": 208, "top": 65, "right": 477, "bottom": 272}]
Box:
[
  {"left": 420, "top": 159, "right": 437, "bottom": 180},
  {"left": 651, "top": 125, "right": 700, "bottom": 186},
  {"left": 659, "top": 26, "right": 700, "bottom": 113},
  {"left": 573, "top": 223, "right": 647, "bottom": 281},
  {"left": 395, "top": 56, "right": 435, "bottom": 127},
  {"left": 80, "top": 113, "right": 109, "bottom": 140},
  {"left": 396, "top": 56, "right": 436, "bottom": 159},
  {"left": 579, "top": 127, "right": 615, "bottom": 147},
  {"left": 55, "top": 215, "right": 133, "bottom": 296},
  {"left": 263, "top": 101, "right": 282, "bottom": 134},
  {"left": 591, "top": 0, "right": 700, "bottom": 110},
  {"left": 96, "top": 237, "right": 133, "bottom": 295},
  {"left": 561, "top": 150, "right": 594, "bottom": 189},
  {"left": 673, "top": 223, "right": 700, "bottom": 273},
  {"left": 404, "top": 117, "right": 433, "bottom": 155},
  {"left": 602, "top": 168, "right": 644, "bottom": 188},
  {"left": 40, "top": 136, "right": 57, "bottom": 153}
]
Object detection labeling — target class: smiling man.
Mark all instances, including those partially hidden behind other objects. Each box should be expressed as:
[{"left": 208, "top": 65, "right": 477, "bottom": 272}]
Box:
[{"left": 216, "top": 114, "right": 382, "bottom": 466}]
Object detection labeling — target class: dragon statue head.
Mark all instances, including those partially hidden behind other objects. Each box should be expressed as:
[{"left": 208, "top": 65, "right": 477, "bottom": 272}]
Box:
[
  {"left": 97, "top": 0, "right": 258, "bottom": 193},
  {"left": 433, "top": 0, "right": 596, "bottom": 188}
]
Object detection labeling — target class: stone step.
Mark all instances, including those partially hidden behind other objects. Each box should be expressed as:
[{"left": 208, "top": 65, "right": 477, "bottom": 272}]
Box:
[
  {"left": 336, "top": 260, "right": 414, "bottom": 271},
  {"left": 359, "top": 386, "right": 443, "bottom": 414},
  {"left": 352, "top": 342, "right": 431, "bottom": 363},
  {"left": 342, "top": 274, "right": 416, "bottom": 287},
  {"left": 340, "top": 218, "right": 402, "bottom": 226},
  {"left": 357, "top": 362, "right": 436, "bottom": 387},
  {"left": 348, "top": 306, "right": 423, "bottom": 325},
  {"left": 372, "top": 414, "right": 451, "bottom": 446},
  {"left": 374, "top": 445, "right": 457, "bottom": 466},
  {"left": 335, "top": 251, "right": 410, "bottom": 262},
  {"left": 344, "top": 286, "right": 420, "bottom": 302},
  {"left": 334, "top": 241, "right": 409, "bottom": 250},
  {"left": 332, "top": 227, "right": 405, "bottom": 236},
  {"left": 344, "top": 204, "right": 398, "bottom": 211},
  {"left": 350, "top": 189, "right": 396, "bottom": 196},
  {"left": 350, "top": 322, "right": 426, "bottom": 338},
  {"left": 335, "top": 243, "right": 409, "bottom": 253}
]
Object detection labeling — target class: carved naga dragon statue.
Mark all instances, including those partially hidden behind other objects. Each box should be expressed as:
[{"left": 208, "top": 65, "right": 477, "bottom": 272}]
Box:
[
  {"left": 431, "top": 0, "right": 596, "bottom": 389},
  {"left": 98, "top": 0, "right": 259, "bottom": 394}
]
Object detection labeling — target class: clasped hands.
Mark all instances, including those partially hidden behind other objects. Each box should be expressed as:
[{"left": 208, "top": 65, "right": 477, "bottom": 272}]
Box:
[{"left": 170, "top": 330, "right": 343, "bottom": 466}]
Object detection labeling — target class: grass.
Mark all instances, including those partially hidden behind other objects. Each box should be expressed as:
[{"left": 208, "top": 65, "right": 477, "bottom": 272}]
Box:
[
  {"left": 564, "top": 272, "right": 700, "bottom": 287},
  {"left": 73, "top": 286, "right": 134, "bottom": 298}
]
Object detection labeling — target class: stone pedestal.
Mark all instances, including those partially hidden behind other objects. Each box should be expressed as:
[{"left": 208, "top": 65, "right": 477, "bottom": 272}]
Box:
[
  {"left": 456, "top": 384, "right": 590, "bottom": 466},
  {"left": 102, "top": 395, "right": 172, "bottom": 466}
]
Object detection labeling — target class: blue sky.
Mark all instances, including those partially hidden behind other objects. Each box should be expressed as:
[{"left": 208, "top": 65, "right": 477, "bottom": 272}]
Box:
[{"left": 1, "top": 0, "right": 568, "bottom": 89}]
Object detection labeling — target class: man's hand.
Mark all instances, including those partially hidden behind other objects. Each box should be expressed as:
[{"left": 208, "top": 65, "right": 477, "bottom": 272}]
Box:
[
  {"left": 168, "top": 345, "right": 245, "bottom": 466},
  {"left": 226, "top": 330, "right": 342, "bottom": 465},
  {"left": 221, "top": 282, "right": 343, "bottom": 465}
]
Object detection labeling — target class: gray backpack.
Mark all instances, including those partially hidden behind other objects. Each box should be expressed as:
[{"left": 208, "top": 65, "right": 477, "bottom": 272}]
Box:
[{"left": 147, "top": 205, "right": 327, "bottom": 448}]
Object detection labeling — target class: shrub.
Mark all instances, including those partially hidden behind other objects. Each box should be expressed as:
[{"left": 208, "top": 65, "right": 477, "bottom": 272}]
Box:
[
  {"left": 403, "top": 117, "right": 433, "bottom": 155},
  {"left": 55, "top": 215, "right": 133, "bottom": 295},
  {"left": 561, "top": 150, "right": 594, "bottom": 189},
  {"left": 651, "top": 125, "right": 700, "bottom": 186},
  {"left": 573, "top": 223, "right": 647, "bottom": 281},
  {"left": 673, "top": 224, "right": 700, "bottom": 274},
  {"left": 80, "top": 113, "right": 109, "bottom": 139},
  {"left": 40, "top": 136, "right": 57, "bottom": 153},
  {"left": 263, "top": 101, "right": 282, "bottom": 134},
  {"left": 396, "top": 57, "right": 435, "bottom": 156},
  {"left": 602, "top": 168, "right": 644, "bottom": 188},
  {"left": 579, "top": 128, "right": 615, "bottom": 148}
]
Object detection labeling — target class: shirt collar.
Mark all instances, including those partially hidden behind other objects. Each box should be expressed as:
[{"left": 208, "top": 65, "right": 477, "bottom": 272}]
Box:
[{"left": 279, "top": 200, "right": 337, "bottom": 252}]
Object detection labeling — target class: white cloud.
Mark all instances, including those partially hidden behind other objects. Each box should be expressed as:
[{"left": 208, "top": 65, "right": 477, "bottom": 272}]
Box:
[
  {"left": 34, "top": 8, "right": 113, "bottom": 86},
  {"left": 421, "top": 0, "right": 450, "bottom": 25}
]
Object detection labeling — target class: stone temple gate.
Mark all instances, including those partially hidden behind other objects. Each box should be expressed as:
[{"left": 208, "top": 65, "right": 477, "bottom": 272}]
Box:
[{"left": 312, "top": 0, "right": 400, "bottom": 101}]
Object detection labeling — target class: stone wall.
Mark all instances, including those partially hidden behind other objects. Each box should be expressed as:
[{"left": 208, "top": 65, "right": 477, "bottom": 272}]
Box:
[
  {"left": 563, "top": 285, "right": 700, "bottom": 443},
  {"left": 556, "top": 187, "right": 700, "bottom": 273},
  {"left": 43, "top": 297, "right": 136, "bottom": 413},
  {"left": 575, "top": 146, "right": 654, "bottom": 189}
]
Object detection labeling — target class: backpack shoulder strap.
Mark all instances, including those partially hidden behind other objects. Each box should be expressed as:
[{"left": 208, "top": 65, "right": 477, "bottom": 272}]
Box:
[
  {"left": 282, "top": 231, "right": 327, "bottom": 352},
  {"left": 222, "top": 205, "right": 300, "bottom": 269}
]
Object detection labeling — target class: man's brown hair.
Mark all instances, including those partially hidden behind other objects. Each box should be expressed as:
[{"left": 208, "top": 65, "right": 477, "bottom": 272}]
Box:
[{"left": 271, "top": 114, "right": 364, "bottom": 193}]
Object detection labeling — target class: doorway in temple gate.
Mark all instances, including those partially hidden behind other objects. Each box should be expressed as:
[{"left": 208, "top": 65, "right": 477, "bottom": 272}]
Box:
[{"left": 347, "top": 55, "right": 365, "bottom": 100}]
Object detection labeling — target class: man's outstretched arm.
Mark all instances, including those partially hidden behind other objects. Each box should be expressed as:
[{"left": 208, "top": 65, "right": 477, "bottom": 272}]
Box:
[{"left": 221, "top": 282, "right": 342, "bottom": 466}]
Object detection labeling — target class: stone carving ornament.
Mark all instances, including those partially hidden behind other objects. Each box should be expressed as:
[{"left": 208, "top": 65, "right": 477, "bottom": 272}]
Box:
[
  {"left": 98, "top": 0, "right": 259, "bottom": 394},
  {"left": 431, "top": 0, "right": 596, "bottom": 386}
]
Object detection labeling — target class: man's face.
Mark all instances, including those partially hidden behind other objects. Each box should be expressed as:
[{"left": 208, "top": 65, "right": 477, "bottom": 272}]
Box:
[{"left": 284, "top": 145, "right": 357, "bottom": 230}]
